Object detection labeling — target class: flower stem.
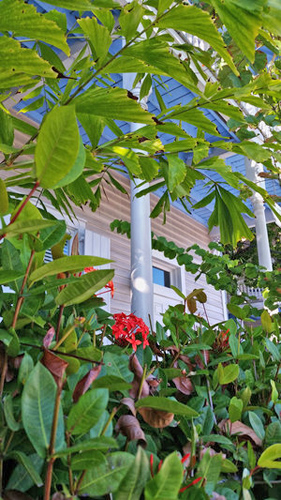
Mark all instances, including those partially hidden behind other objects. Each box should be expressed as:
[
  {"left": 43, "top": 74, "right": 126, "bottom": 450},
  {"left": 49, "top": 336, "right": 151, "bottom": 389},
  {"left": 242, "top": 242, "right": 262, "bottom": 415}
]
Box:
[{"left": 44, "top": 381, "right": 63, "bottom": 500}]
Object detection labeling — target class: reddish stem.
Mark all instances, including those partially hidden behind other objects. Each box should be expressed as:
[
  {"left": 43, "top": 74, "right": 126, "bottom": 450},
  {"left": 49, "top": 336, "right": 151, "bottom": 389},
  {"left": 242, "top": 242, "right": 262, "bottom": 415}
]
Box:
[
  {"left": 44, "top": 381, "right": 63, "bottom": 500},
  {"left": 1, "top": 180, "right": 40, "bottom": 241}
]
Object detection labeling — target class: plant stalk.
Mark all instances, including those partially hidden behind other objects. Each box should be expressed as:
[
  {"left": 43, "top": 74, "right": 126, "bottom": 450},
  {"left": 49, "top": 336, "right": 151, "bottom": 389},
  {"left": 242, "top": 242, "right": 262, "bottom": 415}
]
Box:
[{"left": 44, "top": 381, "right": 63, "bottom": 500}]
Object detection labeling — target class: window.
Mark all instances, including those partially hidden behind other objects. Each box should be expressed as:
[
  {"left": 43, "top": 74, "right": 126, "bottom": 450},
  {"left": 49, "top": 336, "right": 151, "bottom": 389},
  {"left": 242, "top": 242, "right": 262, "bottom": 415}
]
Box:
[{"left": 153, "top": 266, "right": 171, "bottom": 288}]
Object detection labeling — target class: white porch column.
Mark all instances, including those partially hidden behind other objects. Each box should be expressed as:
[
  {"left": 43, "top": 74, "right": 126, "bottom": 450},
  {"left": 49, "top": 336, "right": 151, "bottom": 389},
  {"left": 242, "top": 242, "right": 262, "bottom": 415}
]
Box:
[
  {"left": 245, "top": 159, "right": 273, "bottom": 271},
  {"left": 123, "top": 74, "right": 154, "bottom": 325}
]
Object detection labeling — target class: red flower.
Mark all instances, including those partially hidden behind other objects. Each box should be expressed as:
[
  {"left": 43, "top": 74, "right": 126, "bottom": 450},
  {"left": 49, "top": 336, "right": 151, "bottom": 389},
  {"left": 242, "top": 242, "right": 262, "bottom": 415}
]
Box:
[{"left": 112, "top": 313, "right": 149, "bottom": 351}]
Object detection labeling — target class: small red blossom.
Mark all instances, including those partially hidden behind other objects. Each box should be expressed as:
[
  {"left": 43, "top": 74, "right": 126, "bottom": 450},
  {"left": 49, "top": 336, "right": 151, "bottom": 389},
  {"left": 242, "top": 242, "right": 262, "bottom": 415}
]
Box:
[
  {"left": 112, "top": 313, "right": 149, "bottom": 351},
  {"left": 83, "top": 267, "right": 115, "bottom": 298}
]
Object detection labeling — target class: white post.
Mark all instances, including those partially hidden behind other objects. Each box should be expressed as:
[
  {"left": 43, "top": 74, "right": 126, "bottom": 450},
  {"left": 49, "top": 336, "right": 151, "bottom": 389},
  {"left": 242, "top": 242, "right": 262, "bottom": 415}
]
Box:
[
  {"left": 123, "top": 74, "right": 154, "bottom": 325},
  {"left": 245, "top": 159, "right": 273, "bottom": 271}
]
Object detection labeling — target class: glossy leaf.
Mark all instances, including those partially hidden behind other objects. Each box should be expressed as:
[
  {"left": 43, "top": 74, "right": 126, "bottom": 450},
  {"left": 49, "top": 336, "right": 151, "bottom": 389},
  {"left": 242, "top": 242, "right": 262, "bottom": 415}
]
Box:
[
  {"left": 78, "top": 17, "right": 111, "bottom": 66},
  {"left": 35, "top": 106, "right": 80, "bottom": 189},
  {"left": 74, "top": 87, "right": 155, "bottom": 124},
  {"left": 52, "top": 437, "right": 117, "bottom": 457},
  {"left": 0, "top": 36, "right": 55, "bottom": 90},
  {"left": 6, "top": 454, "right": 44, "bottom": 493},
  {"left": 21, "top": 362, "right": 65, "bottom": 458},
  {"left": 78, "top": 452, "right": 135, "bottom": 496},
  {"left": 67, "top": 388, "right": 108, "bottom": 435},
  {"left": 7, "top": 451, "right": 43, "bottom": 488},
  {"left": 0, "top": 219, "right": 56, "bottom": 238},
  {"left": 115, "top": 446, "right": 150, "bottom": 500},
  {"left": 53, "top": 137, "right": 86, "bottom": 189},
  {"left": 218, "top": 363, "right": 239, "bottom": 385},
  {"left": 29, "top": 255, "right": 112, "bottom": 282},
  {"left": 156, "top": 4, "right": 238, "bottom": 74},
  {"left": 258, "top": 444, "right": 281, "bottom": 469},
  {"left": 145, "top": 452, "right": 183, "bottom": 500},
  {"left": 56, "top": 269, "right": 114, "bottom": 306},
  {"left": 0, "top": 0, "right": 69, "bottom": 54},
  {"left": 135, "top": 396, "right": 199, "bottom": 418}
]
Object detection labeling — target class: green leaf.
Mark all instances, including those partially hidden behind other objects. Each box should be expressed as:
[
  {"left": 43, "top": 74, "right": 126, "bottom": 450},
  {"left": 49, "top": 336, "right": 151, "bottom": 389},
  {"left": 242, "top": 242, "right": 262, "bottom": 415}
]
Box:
[
  {"left": 202, "top": 435, "right": 234, "bottom": 447},
  {"left": 0, "top": 36, "right": 56, "bottom": 90},
  {"left": 0, "top": 109, "right": 14, "bottom": 146},
  {"left": 198, "top": 451, "right": 222, "bottom": 495},
  {"left": 18, "top": 353, "right": 34, "bottom": 385},
  {"left": 6, "top": 453, "right": 44, "bottom": 493},
  {"left": 265, "top": 338, "right": 280, "bottom": 362},
  {"left": 35, "top": 106, "right": 80, "bottom": 189},
  {"left": 210, "top": 0, "right": 262, "bottom": 63},
  {"left": 0, "top": 0, "right": 69, "bottom": 54},
  {"left": 167, "top": 155, "right": 186, "bottom": 192},
  {"left": 3, "top": 395, "right": 20, "bottom": 431},
  {"left": 258, "top": 444, "right": 281, "bottom": 469},
  {"left": 41, "top": 0, "right": 118, "bottom": 9},
  {"left": 261, "top": 310, "right": 272, "bottom": 332},
  {"left": 119, "top": 1, "right": 144, "bottom": 42},
  {"left": 221, "top": 458, "right": 238, "bottom": 473},
  {"left": 7, "top": 451, "right": 43, "bottom": 487},
  {"left": 53, "top": 437, "right": 117, "bottom": 457},
  {"left": 38, "top": 42, "right": 66, "bottom": 74},
  {"left": 145, "top": 452, "right": 183, "bottom": 500},
  {"left": 0, "top": 270, "right": 24, "bottom": 284},
  {"left": 21, "top": 362, "right": 65, "bottom": 458},
  {"left": 78, "top": 17, "right": 111, "bottom": 66},
  {"left": 218, "top": 363, "right": 239, "bottom": 385},
  {"left": 74, "top": 87, "right": 155, "bottom": 124},
  {"left": 263, "top": 0, "right": 281, "bottom": 36},
  {"left": 71, "top": 450, "right": 106, "bottom": 471},
  {"left": 103, "top": 353, "right": 134, "bottom": 383},
  {"left": 33, "top": 220, "right": 67, "bottom": 252},
  {"left": 92, "top": 375, "right": 132, "bottom": 391},
  {"left": 167, "top": 108, "right": 220, "bottom": 136},
  {"left": 67, "top": 388, "right": 108, "bottom": 435},
  {"left": 29, "top": 255, "right": 112, "bottom": 282},
  {"left": 115, "top": 447, "right": 150, "bottom": 500},
  {"left": 135, "top": 396, "right": 199, "bottom": 418},
  {"left": 156, "top": 5, "right": 238, "bottom": 75},
  {"left": 0, "top": 219, "right": 56, "bottom": 238},
  {"left": 79, "top": 452, "right": 135, "bottom": 496},
  {"left": 248, "top": 411, "right": 265, "bottom": 441},
  {"left": 53, "top": 137, "right": 86, "bottom": 189},
  {"left": 56, "top": 269, "right": 114, "bottom": 306},
  {"left": 229, "top": 396, "right": 243, "bottom": 423}
]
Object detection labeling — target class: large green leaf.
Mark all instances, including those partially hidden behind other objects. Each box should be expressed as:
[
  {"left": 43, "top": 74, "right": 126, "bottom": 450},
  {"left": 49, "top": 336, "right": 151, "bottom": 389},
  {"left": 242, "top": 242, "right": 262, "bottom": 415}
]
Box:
[
  {"left": 145, "top": 452, "right": 183, "bottom": 500},
  {"left": 156, "top": 5, "right": 238, "bottom": 75},
  {"left": 0, "top": 270, "right": 24, "bottom": 284},
  {"left": 166, "top": 107, "right": 220, "bottom": 136},
  {"left": 115, "top": 447, "right": 150, "bottom": 500},
  {"left": 35, "top": 106, "right": 80, "bottom": 189},
  {"left": 218, "top": 363, "right": 239, "bottom": 385},
  {"left": 78, "top": 17, "right": 111, "bottom": 66},
  {"left": 0, "top": 219, "right": 56, "bottom": 238},
  {"left": 91, "top": 375, "right": 132, "bottom": 391},
  {"left": 122, "top": 38, "right": 199, "bottom": 93},
  {"left": 210, "top": 0, "right": 263, "bottom": 63},
  {"left": 0, "top": 36, "right": 56, "bottom": 90},
  {"left": 29, "top": 255, "right": 112, "bottom": 282},
  {"left": 0, "top": 0, "right": 69, "bottom": 54},
  {"left": 56, "top": 268, "right": 114, "bottom": 306},
  {"left": 119, "top": 1, "right": 144, "bottom": 42},
  {"left": 167, "top": 155, "right": 186, "bottom": 192},
  {"left": 135, "top": 397, "right": 199, "bottom": 418},
  {"left": 53, "top": 137, "right": 86, "bottom": 189},
  {"left": 79, "top": 452, "right": 135, "bottom": 496},
  {"left": 263, "top": 0, "right": 281, "bottom": 36},
  {"left": 33, "top": 220, "right": 67, "bottom": 252},
  {"left": 40, "top": 0, "right": 118, "bottom": 9},
  {"left": 6, "top": 453, "right": 44, "bottom": 493},
  {"left": 7, "top": 451, "right": 43, "bottom": 488},
  {"left": 53, "top": 437, "right": 117, "bottom": 457},
  {"left": 21, "top": 362, "right": 65, "bottom": 458},
  {"left": 0, "top": 109, "right": 14, "bottom": 146},
  {"left": 258, "top": 444, "right": 281, "bottom": 469},
  {"left": 67, "top": 388, "right": 108, "bottom": 435},
  {"left": 74, "top": 87, "right": 155, "bottom": 124}
]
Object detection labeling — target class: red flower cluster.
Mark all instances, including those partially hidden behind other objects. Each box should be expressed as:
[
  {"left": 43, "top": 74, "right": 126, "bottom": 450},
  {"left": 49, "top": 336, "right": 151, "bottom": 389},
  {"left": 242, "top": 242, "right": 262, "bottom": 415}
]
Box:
[
  {"left": 84, "top": 266, "right": 115, "bottom": 298},
  {"left": 112, "top": 313, "right": 149, "bottom": 351}
]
